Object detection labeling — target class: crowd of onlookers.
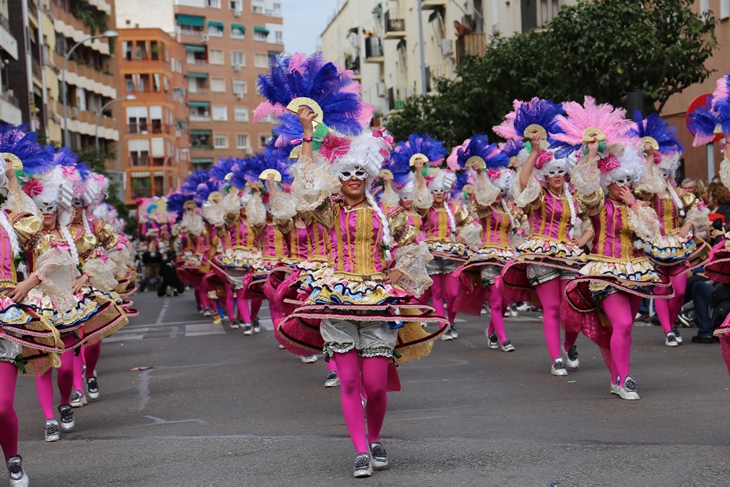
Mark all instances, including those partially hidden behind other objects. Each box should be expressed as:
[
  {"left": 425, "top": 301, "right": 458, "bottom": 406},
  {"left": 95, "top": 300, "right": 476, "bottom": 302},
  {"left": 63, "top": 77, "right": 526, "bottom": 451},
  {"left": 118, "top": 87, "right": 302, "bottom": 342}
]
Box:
[{"left": 636, "top": 176, "right": 730, "bottom": 343}]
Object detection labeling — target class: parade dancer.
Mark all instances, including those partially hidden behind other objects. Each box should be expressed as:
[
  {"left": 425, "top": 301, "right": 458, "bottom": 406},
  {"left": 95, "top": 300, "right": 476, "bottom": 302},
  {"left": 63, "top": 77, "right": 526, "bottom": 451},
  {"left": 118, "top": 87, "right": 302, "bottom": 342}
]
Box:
[
  {"left": 556, "top": 97, "right": 671, "bottom": 400},
  {"left": 401, "top": 134, "right": 473, "bottom": 340},
  {"left": 453, "top": 135, "right": 518, "bottom": 351},
  {"left": 633, "top": 113, "right": 710, "bottom": 347},
  {"left": 498, "top": 98, "right": 591, "bottom": 375}
]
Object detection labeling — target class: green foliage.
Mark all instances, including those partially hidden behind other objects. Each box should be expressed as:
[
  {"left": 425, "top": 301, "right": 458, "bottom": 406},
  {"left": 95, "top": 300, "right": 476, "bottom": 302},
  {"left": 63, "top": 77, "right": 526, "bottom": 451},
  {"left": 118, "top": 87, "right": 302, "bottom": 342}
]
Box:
[{"left": 386, "top": 0, "right": 717, "bottom": 147}]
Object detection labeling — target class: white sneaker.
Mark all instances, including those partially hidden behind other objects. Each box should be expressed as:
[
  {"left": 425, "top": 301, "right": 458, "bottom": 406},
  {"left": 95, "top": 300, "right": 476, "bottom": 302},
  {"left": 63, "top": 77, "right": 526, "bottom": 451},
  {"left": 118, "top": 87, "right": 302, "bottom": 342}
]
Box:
[
  {"left": 509, "top": 308, "right": 518, "bottom": 317},
  {"left": 665, "top": 332, "right": 679, "bottom": 347},
  {"left": 353, "top": 453, "right": 373, "bottom": 478},
  {"left": 672, "top": 328, "right": 683, "bottom": 344},
  {"left": 58, "top": 404, "right": 75, "bottom": 432},
  {"left": 369, "top": 441, "right": 388, "bottom": 469},
  {"left": 616, "top": 376, "right": 640, "bottom": 400},
  {"left": 6, "top": 456, "right": 29, "bottom": 487},
  {"left": 564, "top": 345, "right": 579, "bottom": 369},
  {"left": 516, "top": 302, "right": 532, "bottom": 312},
  {"left": 45, "top": 419, "right": 60, "bottom": 442},
  {"left": 230, "top": 319, "right": 240, "bottom": 329},
  {"left": 500, "top": 339, "right": 515, "bottom": 352},
  {"left": 486, "top": 332, "right": 499, "bottom": 349},
  {"left": 324, "top": 370, "right": 340, "bottom": 387},
  {"left": 278, "top": 344, "right": 285, "bottom": 349},
  {"left": 70, "top": 390, "right": 85, "bottom": 408},
  {"left": 551, "top": 358, "right": 568, "bottom": 376},
  {"left": 243, "top": 323, "right": 253, "bottom": 335},
  {"left": 300, "top": 355, "right": 318, "bottom": 364},
  {"left": 203, "top": 308, "right": 212, "bottom": 317},
  {"left": 610, "top": 382, "right": 619, "bottom": 395}
]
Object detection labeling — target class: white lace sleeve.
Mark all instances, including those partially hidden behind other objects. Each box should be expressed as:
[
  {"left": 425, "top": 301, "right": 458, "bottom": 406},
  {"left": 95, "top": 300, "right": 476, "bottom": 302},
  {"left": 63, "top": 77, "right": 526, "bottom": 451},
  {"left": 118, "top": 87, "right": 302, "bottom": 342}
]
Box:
[
  {"left": 686, "top": 205, "right": 711, "bottom": 233},
  {"left": 393, "top": 242, "right": 434, "bottom": 298},
  {"left": 270, "top": 185, "right": 297, "bottom": 221},
  {"left": 291, "top": 155, "right": 340, "bottom": 212},
  {"left": 380, "top": 185, "right": 400, "bottom": 207},
  {"left": 246, "top": 192, "right": 266, "bottom": 226},
  {"left": 512, "top": 173, "right": 541, "bottom": 208},
  {"left": 201, "top": 200, "right": 225, "bottom": 227},
  {"left": 720, "top": 156, "right": 730, "bottom": 190},
  {"left": 412, "top": 182, "right": 433, "bottom": 210},
  {"left": 33, "top": 247, "right": 77, "bottom": 314},
  {"left": 628, "top": 204, "right": 660, "bottom": 241},
  {"left": 83, "top": 256, "right": 118, "bottom": 293},
  {"left": 223, "top": 190, "right": 240, "bottom": 216},
  {"left": 2, "top": 191, "right": 39, "bottom": 216},
  {"left": 635, "top": 162, "right": 665, "bottom": 195},
  {"left": 474, "top": 174, "right": 500, "bottom": 207},
  {"left": 572, "top": 158, "right": 601, "bottom": 196},
  {"left": 457, "top": 220, "right": 483, "bottom": 250}
]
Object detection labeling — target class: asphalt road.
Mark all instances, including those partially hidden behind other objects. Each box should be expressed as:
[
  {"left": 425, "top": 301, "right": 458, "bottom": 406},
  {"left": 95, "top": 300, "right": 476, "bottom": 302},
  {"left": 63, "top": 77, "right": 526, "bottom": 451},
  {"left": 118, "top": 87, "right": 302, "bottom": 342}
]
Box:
[{"left": 11, "top": 290, "right": 730, "bottom": 487}]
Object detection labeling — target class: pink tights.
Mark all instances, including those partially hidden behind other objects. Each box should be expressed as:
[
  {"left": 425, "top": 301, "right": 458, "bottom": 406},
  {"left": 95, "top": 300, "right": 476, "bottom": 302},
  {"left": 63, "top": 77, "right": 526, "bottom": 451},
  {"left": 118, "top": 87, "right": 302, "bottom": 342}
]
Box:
[
  {"left": 195, "top": 287, "right": 210, "bottom": 310},
  {"left": 73, "top": 341, "right": 102, "bottom": 392},
  {"left": 535, "top": 277, "right": 579, "bottom": 361},
  {"left": 251, "top": 297, "right": 262, "bottom": 321},
  {"left": 36, "top": 334, "right": 76, "bottom": 420},
  {"left": 600, "top": 292, "right": 642, "bottom": 385},
  {"left": 333, "top": 350, "right": 389, "bottom": 453},
  {"left": 0, "top": 361, "right": 18, "bottom": 460},
  {"left": 486, "top": 284, "right": 507, "bottom": 342},
  {"left": 654, "top": 265, "right": 687, "bottom": 333},
  {"left": 430, "top": 273, "right": 460, "bottom": 326}
]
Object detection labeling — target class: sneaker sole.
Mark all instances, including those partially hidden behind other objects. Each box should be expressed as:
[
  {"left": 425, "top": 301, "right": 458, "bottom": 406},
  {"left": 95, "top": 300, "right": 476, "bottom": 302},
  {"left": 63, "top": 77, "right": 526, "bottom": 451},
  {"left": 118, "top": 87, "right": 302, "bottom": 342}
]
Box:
[
  {"left": 500, "top": 346, "right": 515, "bottom": 352},
  {"left": 618, "top": 389, "right": 640, "bottom": 400},
  {"left": 441, "top": 335, "right": 455, "bottom": 341},
  {"left": 372, "top": 458, "right": 388, "bottom": 469},
  {"left": 353, "top": 468, "right": 373, "bottom": 478},
  {"left": 60, "top": 421, "right": 75, "bottom": 432},
  {"left": 243, "top": 331, "right": 253, "bottom": 335},
  {"left": 488, "top": 344, "right": 499, "bottom": 349},
  {"left": 324, "top": 378, "right": 340, "bottom": 388},
  {"left": 551, "top": 369, "right": 568, "bottom": 376},
  {"left": 566, "top": 360, "right": 579, "bottom": 369},
  {"left": 45, "top": 434, "right": 60, "bottom": 442},
  {"left": 87, "top": 392, "right": 99, "bottom": 400},
  {"left": 665, "top": 341, "right": 678, "bottom": 347}
]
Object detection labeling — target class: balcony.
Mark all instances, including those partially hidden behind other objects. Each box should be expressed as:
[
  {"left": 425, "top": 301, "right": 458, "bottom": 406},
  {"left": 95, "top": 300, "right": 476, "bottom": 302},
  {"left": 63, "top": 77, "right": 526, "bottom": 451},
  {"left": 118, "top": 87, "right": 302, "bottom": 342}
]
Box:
[
  {"left": 425, "top": 64, "right": 448, "bottom": 93},
  {"left": 188, "top": 58, "right": 209, "bottom": 65},
  {"left": 131, "top": 186, "right": 152, "bottom": 199},
  {"left": 384, "top": 9, "right": 406, "bottom": 39},
  {"left": 130, "top": 155, "right": 150, "bottom": 167},
  {"left": 364, "top": 36, "right": 384, "bottom": 63},
  {"left": 127, "top": 123, "right": 171, "bottom": 135},
  {"left": 55, "top": 54, "right": 116, "bottom": 97},
  {"left": 32, "top": 58, "right": 42, "bottom": 79},
  {"left": 456, "top": 33, "right": 487, "bottom": 67},
  {"left": 420, "top": 0, "right": 447, "bottom": 8},
  {"left": 0, "top": 15, "right": 18, "bottom": 60},
  {"left": 190, "top": 114, "right": 211, "bottom": 122},
  {"left": 0, "top": 92, "right": 22, "bottom": 125},
  {"left": 387, "top": 86, "right": 408, "bottom": 112},
  {"left": 265, "top": 8, "right": 282, "bottom": 17}
]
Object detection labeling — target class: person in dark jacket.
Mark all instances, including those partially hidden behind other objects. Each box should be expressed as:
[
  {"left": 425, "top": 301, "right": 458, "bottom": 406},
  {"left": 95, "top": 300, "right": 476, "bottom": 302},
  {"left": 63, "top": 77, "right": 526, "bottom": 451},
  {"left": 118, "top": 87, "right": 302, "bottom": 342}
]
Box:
[{"left": 157, "top": 250, "right": 185, "bottom": 297}]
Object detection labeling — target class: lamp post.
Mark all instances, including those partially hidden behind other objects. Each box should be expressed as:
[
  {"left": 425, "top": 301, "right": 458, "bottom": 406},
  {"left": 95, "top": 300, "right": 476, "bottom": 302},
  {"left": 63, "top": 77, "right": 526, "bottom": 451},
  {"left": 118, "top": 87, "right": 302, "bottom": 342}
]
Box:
[
  {"left": 162, "top": 148, "right": 188, "bottom": 195},
  {"left": 95, "top": 95, "right": 136, "bottom": 154},
  {"left": 62, "top": 30, "right": 119, "bottom": 148}
]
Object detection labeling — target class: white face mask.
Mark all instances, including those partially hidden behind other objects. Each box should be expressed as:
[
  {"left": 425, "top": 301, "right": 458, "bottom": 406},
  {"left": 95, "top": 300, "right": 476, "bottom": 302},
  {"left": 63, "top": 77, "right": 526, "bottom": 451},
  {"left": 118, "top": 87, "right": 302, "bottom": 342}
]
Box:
[
  {"left": 37, "top": 200, "right": 58, "bottom": 215},
  {"left": 546, "top": 168, "right": 567, "bottom": 178},
  {"left": 613, "top": 176, "right": 632, "bottom": 187},
  {"left": 338, "top": 167, "right": 369, "bottom": 181}
]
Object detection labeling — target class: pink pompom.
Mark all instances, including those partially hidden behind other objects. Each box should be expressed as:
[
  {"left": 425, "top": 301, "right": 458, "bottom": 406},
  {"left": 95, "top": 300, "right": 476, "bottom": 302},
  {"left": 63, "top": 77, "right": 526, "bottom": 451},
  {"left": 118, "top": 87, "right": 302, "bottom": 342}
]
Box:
[
  {"left": 597, "top": 154, "right": 621, "bottom": 173},
  {"left": 534, "top": 150, "right": 554, "bottom": 170},
  {"left": 22, "top": 179, "right": 43, "bottom": 197}
]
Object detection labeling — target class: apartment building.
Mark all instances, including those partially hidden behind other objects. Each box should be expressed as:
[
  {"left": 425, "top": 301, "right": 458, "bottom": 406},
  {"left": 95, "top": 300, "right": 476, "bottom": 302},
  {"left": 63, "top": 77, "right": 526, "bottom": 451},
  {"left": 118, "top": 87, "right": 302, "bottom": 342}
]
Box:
[
  {"left": 661, "top": 0, "right": 730, "bottom": 182},
  {"left": 0, "top": 0, "right": 21, "bottom": 125},
  {"left": 321, "top": 0, "right": 574, "bottom": 119},
  {"left": 48, "top": 0, "right": 120, "bottom": 151},
  {"left": 117, "top": 28, "right": 191, "bottom": 204}
]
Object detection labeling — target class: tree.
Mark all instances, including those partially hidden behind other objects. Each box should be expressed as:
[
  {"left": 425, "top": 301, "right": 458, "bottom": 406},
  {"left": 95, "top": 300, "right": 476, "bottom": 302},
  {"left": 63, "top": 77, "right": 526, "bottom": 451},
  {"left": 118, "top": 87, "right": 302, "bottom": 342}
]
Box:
[{"left": 386, "top": 0, "right": 717, "bottom": 146}]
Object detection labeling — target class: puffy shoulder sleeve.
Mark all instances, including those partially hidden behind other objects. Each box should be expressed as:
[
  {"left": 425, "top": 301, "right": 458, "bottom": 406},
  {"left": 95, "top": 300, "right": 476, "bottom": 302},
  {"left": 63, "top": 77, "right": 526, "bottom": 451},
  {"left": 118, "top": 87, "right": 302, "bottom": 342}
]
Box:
[
  {"left": 681, "top": 189, "right": 710, "bottom": 232},
  {"left": 94, "top": 220, "right": 120, "bottom": 250},
  {"left": 387, "top": 206, "right": 419, "bottom": 248},
  {"left": 6, "top": 210, "right": 41, "bottom": 244},
  {"left": 291, "top": 155, "right": 340, "bottom": 212}
]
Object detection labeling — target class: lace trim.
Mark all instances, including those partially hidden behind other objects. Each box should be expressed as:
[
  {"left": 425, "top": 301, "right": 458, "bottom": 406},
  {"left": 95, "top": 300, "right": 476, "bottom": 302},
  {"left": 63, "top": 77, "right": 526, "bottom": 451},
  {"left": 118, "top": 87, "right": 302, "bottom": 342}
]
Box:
[
  {"left": 292, "top": 155, "right": 340, "bottom": 212},
  {"left": 457, "top": 221, "right": 483, "bottom": 250},
  {"left": 721, "top": 157, "right": 730, "bottom": 190},
  {"left": 513, "top": 174, "right": 541, "bottom": 209},
  {"left": 474, "top": 174, "right": 500, "bottom": 207},
  {"left": 412, "top": 183, "right": 433, "bottom": 210},
  {"left": 393, "top": 242, "right": 434, "bottom": 298},
  {"left": 628, "top": 204, "right": 660, "bottom": 241},
  {"left": 572, "top": 158, "right": 601, "bottom": 196}
]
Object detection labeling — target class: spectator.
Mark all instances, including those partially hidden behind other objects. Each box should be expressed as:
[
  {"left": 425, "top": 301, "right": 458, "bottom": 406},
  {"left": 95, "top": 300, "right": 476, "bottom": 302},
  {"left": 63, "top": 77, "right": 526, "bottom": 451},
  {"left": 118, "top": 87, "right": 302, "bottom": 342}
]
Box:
[
  {"left": 158, "top": 250, "right": 184, "bottom": 297},
  {"left": 696, "top": 179, "right": 709, "bottom": 204},
  {"left": 681, "top": 178, "right": 697, "bottom": 195},
  {"left": 707, "top": 183, "right": 730, "bottom": 230},
  {"left": 690, "top": 280, "right": 729, "bottom": 343},
  {"left": 712, "top": 174, "right": 721, "bottom": 184}
]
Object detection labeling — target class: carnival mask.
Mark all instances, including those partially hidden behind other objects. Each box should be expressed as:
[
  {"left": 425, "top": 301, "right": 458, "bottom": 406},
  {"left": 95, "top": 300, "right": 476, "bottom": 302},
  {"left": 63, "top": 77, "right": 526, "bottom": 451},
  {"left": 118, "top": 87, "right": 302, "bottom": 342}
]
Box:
[
  {"left": 37, "top": 200, "right": 58, "bottom": 215},
  {"left": 613, "top": 175, "right": 633, "bottom": 187},
  {"left": 338, "top": 167, "right": 368, "bottom": 181}
]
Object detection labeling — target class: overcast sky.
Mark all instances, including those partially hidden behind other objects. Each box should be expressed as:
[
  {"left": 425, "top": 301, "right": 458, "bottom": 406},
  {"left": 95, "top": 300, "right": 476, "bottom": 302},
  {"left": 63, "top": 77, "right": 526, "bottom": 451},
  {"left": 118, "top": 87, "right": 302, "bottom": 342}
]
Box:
[{"left": 282, "top": 0, "right": 340, "bottom": 55}]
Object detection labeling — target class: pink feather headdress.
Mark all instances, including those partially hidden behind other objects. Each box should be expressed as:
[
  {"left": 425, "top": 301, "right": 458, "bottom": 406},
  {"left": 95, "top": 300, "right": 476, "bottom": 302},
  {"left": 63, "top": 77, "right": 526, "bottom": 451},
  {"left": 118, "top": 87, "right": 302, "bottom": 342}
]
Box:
[
  {"left": 492, "top": 100, "right": 524, "bottom": 141},
  {"left": 551, "top": 96, "right": 638, "bottom": 148}
]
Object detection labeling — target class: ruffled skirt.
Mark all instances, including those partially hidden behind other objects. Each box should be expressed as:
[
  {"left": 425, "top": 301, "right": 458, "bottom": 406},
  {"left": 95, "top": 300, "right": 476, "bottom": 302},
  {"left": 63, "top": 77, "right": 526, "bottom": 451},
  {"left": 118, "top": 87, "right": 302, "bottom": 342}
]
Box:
[
  {"left": 425, "top": 240, "right": 472, "bottom": 262},
  {"left": 500, "top": 237, "right": 586, "bottom": 291}
]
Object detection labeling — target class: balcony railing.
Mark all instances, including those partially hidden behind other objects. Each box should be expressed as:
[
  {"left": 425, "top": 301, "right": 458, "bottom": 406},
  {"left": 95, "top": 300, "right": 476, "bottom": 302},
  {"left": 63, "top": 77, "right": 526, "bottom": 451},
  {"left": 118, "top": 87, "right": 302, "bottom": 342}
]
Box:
[
  {"left": 190, "top": 114, "right": 211, "bottom": 122},
  {"left": 384, "top": 9, "right": 406, "bottom": 37},
  {"left": 364, "top": 36, "right": 383, "bottom": 60},
  {"left": 179, "top": 28, "right": 204, "bottom": 37},
  {"left": 265, "top": 9, "right": 282, "bottom": 17},
  {"left": 132, "top": 187, "right": 152, "bottom": 199},
  {"left": 188, "top": 88, "right": 210, "bottom": 94},
  {"left": 0, "top": 92, "right": 20, "bottom": 108},
  {"left": 127, "top": 123, "right": 170, "bottom": 135},
  {"left": 0, "top": 13, "right": 10, "bottom": 31},
  {"left": 188, "top": 58, "right": 209, "bottom": 65},
  {"left": 387, "top": 86, "right": 407, "bottom": 111},
  {"left": 456, "top": 33, "right": 487, "bottom": 66},
  {"left": 31, "top": 58, "right": 42, "bottom": 78},
  {"left": 130, "top": 155, "right": 150, "bottom": 167}
]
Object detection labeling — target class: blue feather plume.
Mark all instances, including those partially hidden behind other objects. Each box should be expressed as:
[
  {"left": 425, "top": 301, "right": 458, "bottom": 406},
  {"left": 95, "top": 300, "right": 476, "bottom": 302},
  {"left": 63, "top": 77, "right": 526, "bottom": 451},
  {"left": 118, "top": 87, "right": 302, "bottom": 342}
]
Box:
[
  {"left": 193, "top": 178, "right": 222, "bottom": 206},
  {"left": 210, "top": 157, "right": 237, "bottom": 183},
  {"left": 0, "top": 124, "right": 54, "bottom": 175},
  {"left": 390, "top": 133, "right": 447, "bottom": 170},
  {"left": 166, "top": 192, "right": 189, "bottom": 222},
  {"left": 630, "top": 111, "right": 684, "bottom": 154},
  {"left": 449, "top": 170, "right": 471, "bottom": 200},
  {"left": 712, "top": 74, "right": 730, "bottom": 134},
  {"left": 688, "top": 97, "right": 720, "bottom": 146},
  {"left": 513, "top": 98, "right": 564, "bottom": 141},
  {"left": 180, "top": 170, "right": 211, "bottom": 202},
  {"left": 501, "top": 139, "right": 525, "bottom": 159},
  {"left": 455, "top": 134, "right": 510, "bottom": 171}
]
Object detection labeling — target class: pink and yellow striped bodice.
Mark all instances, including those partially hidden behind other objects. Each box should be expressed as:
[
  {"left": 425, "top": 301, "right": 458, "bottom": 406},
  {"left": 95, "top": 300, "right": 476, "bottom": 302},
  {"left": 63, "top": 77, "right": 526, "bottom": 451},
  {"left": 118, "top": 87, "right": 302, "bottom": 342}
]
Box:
[
  {"left": 528, "top": 190, "right": 576, "bottom": 241},
  {"left": 285, "top": 225, "right": 310, "bottom": 262},
  {"left": 589, "top": 199, "right": 642, "bottom": 261},
  {"left": 330, "top": 206, "right": 387, "bottom": 277},
  {"left": 651, "top": 194, "right": 679, "bottom": 236},
  {"left": 423, "top": 203, "right": 459, "bottom": 242},
  {"left": 261, "top": 223, "right": 288, "bottom": 261},
  {"left": 307, "top": 220, "right": 331, "bottom": 262},
  {"left": 224, "top": 219, "right": 257, "bottom": 251},
  {"left": 479, "top": 207, "right": 512, "bottom": 248}
]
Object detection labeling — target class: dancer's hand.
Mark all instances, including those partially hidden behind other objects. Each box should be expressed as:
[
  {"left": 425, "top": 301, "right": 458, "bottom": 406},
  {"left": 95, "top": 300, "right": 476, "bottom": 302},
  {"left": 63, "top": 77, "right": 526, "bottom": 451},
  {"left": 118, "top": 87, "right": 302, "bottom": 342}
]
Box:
[
  {"left": 413, "top": 157, "right": 425, "bottom": 171},
  {"left": 528, "top": 131, "right": 542, "bottom": 149},
  {"left": 617, "top": 186, "right": 636, "bottom": 207},
  {"left": 573, "top": 233, "right": 592, "bottom": 248},
  {"left": 678, "top": 220, "right": 693, "bottom": 238},
  {"left": 387, "top": 269, "right": 403, "bottom": 285},
  {"left": 643, "top": 141, "right": 655, "bottom": 160},
  {"left": 6, "top": 275, "right": 40, "bottom": 303},
  {"left": 72, "top": 273, "right": 90, "bottom": 294},
  {"left": 297, "top": 106, "right": 316, "bottom": 137},
  {"left": 585, "top": 139, "right": 599, "bottom": 162}
]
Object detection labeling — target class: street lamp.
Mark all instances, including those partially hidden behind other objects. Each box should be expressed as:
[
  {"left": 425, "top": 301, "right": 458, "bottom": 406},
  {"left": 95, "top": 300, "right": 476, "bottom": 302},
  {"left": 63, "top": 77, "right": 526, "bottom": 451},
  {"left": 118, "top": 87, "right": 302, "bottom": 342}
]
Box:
[
  {"left": 162, "top": 148, "right": 189, "bottom": 195},
  {"left": 62, "top": 30, "right": 119, "bottom": 148},
  {"left": 96, "top": 95, "right": 136, "bottom": 154}
]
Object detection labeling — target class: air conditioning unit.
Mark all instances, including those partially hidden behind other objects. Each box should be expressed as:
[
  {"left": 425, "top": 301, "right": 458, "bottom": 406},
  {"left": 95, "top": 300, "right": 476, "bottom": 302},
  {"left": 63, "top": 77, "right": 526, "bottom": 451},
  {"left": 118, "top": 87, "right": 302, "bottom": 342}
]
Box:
[
  {"left": 201, "top": 33, "right": 210, "bottom": 43},
  {"left": 440, "top": 38, "right": 453, "bottom": 57},
  {"left": 235, "top": 93, "right": 243, "bottom": 99},
  {"left": 233, "top": 63, "right": 241, "bottom": 71},
  {"left": 376, "top": 81, "right": 386, "bottom": 97},
  {"left": 244, "top": 146, "right": 253, "bottom": 154},
  {"left": 71, "top": 106, "right": 79, "bottom": 118},
  {"left": 234, "top": 8, "right": 241, "bottom": 16}
]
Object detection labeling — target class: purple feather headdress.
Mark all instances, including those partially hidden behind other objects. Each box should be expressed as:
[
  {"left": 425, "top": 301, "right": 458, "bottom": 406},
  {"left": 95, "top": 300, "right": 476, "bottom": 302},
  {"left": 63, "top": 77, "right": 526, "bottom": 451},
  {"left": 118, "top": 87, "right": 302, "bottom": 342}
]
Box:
[
  {"left": 690, "top": 75, "right": 730, "bottom": 147},
  {"left": 229, "top": 150, "right": 292, "bottom": 191},
  {"left": 390, "top": 133, "right": 447, "bottom": 172},
  {"left": 179, "top": 170, "right": 210, "bottom": 206},
  {"left": 166, "top": 191, "right": 189, "bottom": 222},
  {"left": 210, "top": 157, "right": 237, "bottom": 183},
  {"left": 455, "top": 134, "right": 510, "bottom": 171},
  {"left": 193, "top": 178, "right": 222, "bottom": 206},
  {"left": 0, "top": 124, "right": 55, "bottom": 175},
  {"left": 630, "top": 111, "right": 684, "bottom": 154},
  {"left": 712, "top": 74, "right": 730, "bottom": 135},
  {"left": 254, "top": 52, "right": 374, "bottom": 145},
  {"left": 513, "top": 98, "right": 564, "bottom": 142}
]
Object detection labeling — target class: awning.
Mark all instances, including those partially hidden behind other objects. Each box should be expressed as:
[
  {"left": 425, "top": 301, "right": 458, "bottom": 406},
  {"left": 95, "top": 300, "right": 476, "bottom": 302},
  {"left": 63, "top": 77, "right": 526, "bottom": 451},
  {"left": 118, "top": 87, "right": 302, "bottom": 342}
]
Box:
[
  {"left": 268, "top": 50, "right": 282, "bottom": 57},
  {"left": 428, "top": 8, "right": 444, "bottom": 22},
  {"left": 396, "top": 39, "right": 406, "bottom": 50},
  {"left": 346, "top": 27, "right": 358, "bottom": 37},
  {"left": 372, "top": 3, "right": 382, "bottom": 17},
  {"left": 231, "top": 23, "right": 246, "bottom": 35},
  {"left": 192, "top": 157, "right": 214, "bottom": 163},
  {"left": 253, "top": 26, "right": 270, "bottom": 36},
  {"left": 188, "top": 101, "right": 210, "bottom": 108},
  {"left": 184, "top": 44, "right": 206, "bottom": 53},
  {"left": 185, "top": 72, "right": 208, "bottom": 79},
  {"left": 190, "top": 129, "right": 211, "bottom": 135},
  {"left": 176, "top": 14, "right": 205, "bottom": 27},
  {"left": 131, "top": 171, "right": 151, "bottom": 178},
  {"left": 208, "top": 20, "right": 224, "bottom": 31}
]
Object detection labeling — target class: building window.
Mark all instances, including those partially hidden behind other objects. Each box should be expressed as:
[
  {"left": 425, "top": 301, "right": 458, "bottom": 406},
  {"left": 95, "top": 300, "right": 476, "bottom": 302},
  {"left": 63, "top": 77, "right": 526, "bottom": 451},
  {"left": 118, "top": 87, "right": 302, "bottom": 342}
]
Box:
[
  {"left": 231, "top": 25, "right": 245, "bottom": 39},
  {"left": 208, "top": 23, "right": 224, "bottom": 37},
  {"left": 233, "top": 79, "right": 247, "bottom": 97},
  {"left": 252, "top": 0, "right": 264, "bottom": 14},
  {"left": 207, "top": 0, "right": 220, "bottom": 7},
  {"left": 272, "top": 3, "right": 282, "bottom": 16},
  {"left": 129, "top": 139, "right": 151, "bottom": 167},
  {"left": 212, "top": 105, "right": 228, "bottom": 121},
  {"left": 231, "top": 51, "right": 245, "bottom": 66},
  {"left": 274, "top": 31, "right": 283, "bottom": 44},
  {"left": 125, "top": 74, "right": 135, "bottom": 92},
  {"left": 234, "top": 107, "right": 248, "bottom": 122},
  {"left": 254, "top": 53, "right": 268, "bottom": 68},
  {"left": 209, "top": 49, "right": 224, "bottom": 64},
  {"left": 253, "top": 30, "right": 268, "bottom": 41},
  {"left": 259, "top": 134, "right": 272, "bottom": 147},
  {"left": 214, "top": 134, "right": 228, "bottom": 148},
  {"left": 236, "top": 134, "right": 250, "bottom": 148},
  {"left": 211, "top": 77, "right": 226, "bottom": 92},
  {"left": 230, "top": 0, "right": 241, "bottom": 10}
]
